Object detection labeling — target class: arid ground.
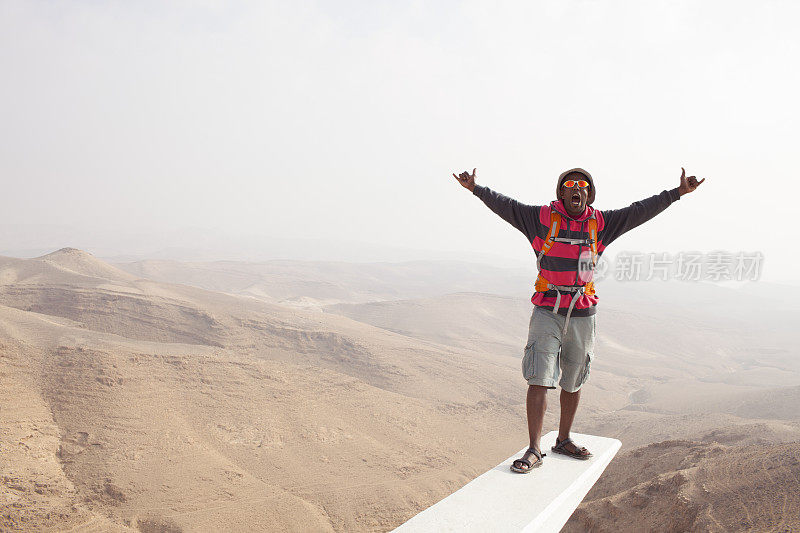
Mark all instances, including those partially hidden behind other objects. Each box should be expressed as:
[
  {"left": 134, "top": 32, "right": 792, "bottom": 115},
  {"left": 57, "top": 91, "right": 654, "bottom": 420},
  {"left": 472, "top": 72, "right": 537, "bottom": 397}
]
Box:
[{"left": 1, "top": 249, "right": 798, "bottom": 532}]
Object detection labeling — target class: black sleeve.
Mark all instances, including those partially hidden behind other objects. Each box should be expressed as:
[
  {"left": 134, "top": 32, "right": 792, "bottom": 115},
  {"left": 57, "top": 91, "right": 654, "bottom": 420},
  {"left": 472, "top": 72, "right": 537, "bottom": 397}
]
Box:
[
  {"left": 600, "top": 188, "right": 681, "bottom": 246},
  {"left": 472, "top": 185, "right": 542, "bottom": 243}
]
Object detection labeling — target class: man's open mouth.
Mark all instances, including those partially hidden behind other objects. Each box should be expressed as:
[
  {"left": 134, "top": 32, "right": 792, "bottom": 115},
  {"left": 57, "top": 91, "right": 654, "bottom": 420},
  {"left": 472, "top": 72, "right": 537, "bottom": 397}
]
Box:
[{"left": 571, "top": 193, "right": 581, "bottom": 205}]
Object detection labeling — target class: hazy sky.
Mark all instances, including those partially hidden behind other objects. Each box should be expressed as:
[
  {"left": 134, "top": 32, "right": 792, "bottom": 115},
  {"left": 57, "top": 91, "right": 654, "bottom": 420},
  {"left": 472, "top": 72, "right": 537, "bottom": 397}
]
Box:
[{"left": 1, "top": 1, "right": 797, "bottom": 281}]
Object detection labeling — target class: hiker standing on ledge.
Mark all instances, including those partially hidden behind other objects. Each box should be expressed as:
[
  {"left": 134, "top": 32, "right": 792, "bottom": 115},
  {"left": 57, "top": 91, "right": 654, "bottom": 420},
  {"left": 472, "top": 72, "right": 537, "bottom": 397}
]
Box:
[{"left": 452, "top": 167, "right": 704, "bottom": 473}]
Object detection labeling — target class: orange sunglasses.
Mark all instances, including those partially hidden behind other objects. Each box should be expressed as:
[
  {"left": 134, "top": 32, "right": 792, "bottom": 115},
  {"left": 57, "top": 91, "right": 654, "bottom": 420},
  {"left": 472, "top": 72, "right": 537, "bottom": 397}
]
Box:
[{"left": 563, "top": 180, "right": 589, "bottom": 188}]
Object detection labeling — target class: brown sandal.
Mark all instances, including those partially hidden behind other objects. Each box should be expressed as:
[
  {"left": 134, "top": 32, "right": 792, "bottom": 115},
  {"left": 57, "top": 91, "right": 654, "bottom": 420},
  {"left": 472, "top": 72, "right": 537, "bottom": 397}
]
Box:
[
  {"left": 551, "top": 437, "right": 592, "bottom": 460},
  {"left": 510, "top": 447, "right": 545, "bottom": 473}
]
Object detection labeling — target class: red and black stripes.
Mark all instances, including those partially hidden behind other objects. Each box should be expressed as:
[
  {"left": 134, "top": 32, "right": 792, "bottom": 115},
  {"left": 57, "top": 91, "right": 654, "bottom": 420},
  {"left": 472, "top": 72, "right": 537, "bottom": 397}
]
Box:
[
  {"left": 471, "top": 184, "right": 681, "bottom": 316},
  {"left": 532, "top": 202, "right": 604, "bottom": 312}
]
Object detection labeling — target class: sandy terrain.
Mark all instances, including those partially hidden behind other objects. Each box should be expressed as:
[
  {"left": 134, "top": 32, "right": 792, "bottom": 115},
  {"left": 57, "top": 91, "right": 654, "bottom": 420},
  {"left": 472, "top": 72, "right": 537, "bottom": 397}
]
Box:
[
  {"left": 0, "top": 250, "right": 535, "bottom": 531},
  {"left": 326, "top": 292, "right": 532, "bottom": 358},
  {"left": 564, "top": 440, "right": 800, "bottom": 532},
  {"left": 2, "top": 249, "right": 798, "bottom": 531},
  {"left": 117, "top": 258, "right": 532, "bottom": 309}
]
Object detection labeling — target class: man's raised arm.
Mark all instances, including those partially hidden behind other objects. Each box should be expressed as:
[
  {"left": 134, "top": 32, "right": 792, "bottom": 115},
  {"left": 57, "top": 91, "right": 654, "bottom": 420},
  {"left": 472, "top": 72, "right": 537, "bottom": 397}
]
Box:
[
  {"left": 452, "top": 167, "right": 541, "bottom": 242},
  {"left": 601, "top": 167, "right": 705, "bottom": 246}
]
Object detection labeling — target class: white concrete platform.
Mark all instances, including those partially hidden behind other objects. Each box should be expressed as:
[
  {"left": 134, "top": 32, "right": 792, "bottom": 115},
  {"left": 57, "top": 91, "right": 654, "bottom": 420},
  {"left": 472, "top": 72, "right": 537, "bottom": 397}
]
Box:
[{"left": 392, "top": 431, "right": 621, "bottom": 533}]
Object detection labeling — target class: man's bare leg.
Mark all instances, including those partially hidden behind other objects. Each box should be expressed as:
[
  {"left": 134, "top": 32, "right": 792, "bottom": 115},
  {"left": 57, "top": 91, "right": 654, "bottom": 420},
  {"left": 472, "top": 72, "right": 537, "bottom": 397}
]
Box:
[
  {"left": 556, "top": 388, "right": 590, "bottom": 456},
  {"left": 511, "top": 385, "right": 549, "bottom": 471},
  {"left": 558, "top": 388, "right": 580, "bottom": 441},
  {"left": 527, "top": 385, "right": 548, "bottom": 452}
]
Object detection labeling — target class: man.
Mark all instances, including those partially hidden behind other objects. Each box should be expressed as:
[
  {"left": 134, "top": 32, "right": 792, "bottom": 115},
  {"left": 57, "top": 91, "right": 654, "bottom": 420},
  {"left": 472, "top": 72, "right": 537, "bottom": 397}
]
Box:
[{"left": 452, "top": 167, "right": 704, "bottom": 473}]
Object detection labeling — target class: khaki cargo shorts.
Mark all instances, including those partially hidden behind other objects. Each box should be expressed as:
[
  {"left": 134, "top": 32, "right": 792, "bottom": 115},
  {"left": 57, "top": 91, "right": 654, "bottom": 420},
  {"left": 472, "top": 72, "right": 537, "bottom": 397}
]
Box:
[{"left": 521, "top": 306, "right": 596, "bottom": 392}]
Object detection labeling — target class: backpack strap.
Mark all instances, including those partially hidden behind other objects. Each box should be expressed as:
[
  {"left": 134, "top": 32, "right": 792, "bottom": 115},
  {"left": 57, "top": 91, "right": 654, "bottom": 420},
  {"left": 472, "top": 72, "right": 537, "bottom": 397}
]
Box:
[
  {"left": 536, "top": 210, "right": 562, "bottom": 270},
  {"left": 587, "top": 215, "right": 598, "bottom": 267}
]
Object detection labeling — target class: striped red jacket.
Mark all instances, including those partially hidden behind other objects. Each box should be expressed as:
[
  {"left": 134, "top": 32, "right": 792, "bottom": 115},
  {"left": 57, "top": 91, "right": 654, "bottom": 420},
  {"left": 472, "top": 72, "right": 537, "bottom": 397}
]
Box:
[{"left": 473, "top": 185, "right": 681, "bottom": 316}]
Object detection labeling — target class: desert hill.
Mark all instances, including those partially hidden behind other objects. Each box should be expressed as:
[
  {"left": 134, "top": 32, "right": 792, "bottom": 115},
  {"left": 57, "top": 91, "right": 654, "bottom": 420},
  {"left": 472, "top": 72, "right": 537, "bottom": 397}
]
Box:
[
  {"left": 115, "top": 258, "right": 533, "bottom": 307},
  {"left": 0, "top": 253, "right": 526, "bottom": 403},
  {"left": 564, "top": 440, "right": 800, "bottom": 532},
  {"left": 326, "top": 292, "right": 531, "bottom": 357},
  {"left": 38, "top": 248, "right": 138, "bottom": 283},
  {"left": 115, "top": 257, "right": 800, "bottom": 375},
  {"left": 0, "top": 250, "right": 541, "bottom": 532},
  {"left": 2, "top": 250, "right": 799, "bottom": 531},
  {"left": 623, "top": 383, "right": 800, "bottom": 420},
  {"left": 0, "top": 248, "right": 136, "bottom": 288}
]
